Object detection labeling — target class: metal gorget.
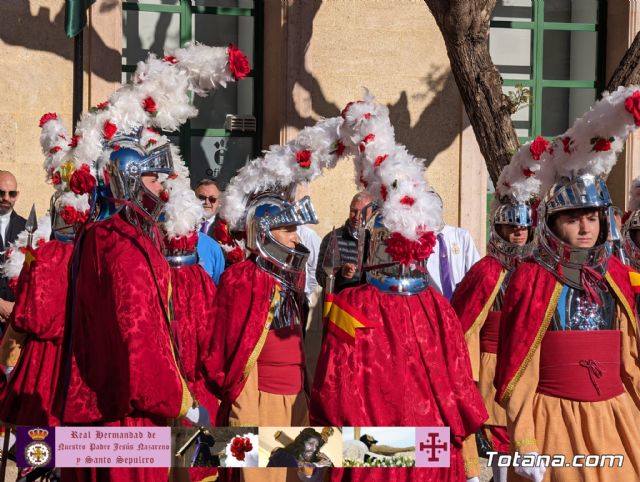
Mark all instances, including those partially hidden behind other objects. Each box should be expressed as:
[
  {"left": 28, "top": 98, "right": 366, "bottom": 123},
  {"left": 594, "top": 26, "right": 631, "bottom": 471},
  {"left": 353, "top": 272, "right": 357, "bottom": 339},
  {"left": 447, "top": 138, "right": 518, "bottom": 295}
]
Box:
[
  {"left": 549, "top": 286, "right": 616, "bottom": 331},
  {"left": 487, "top": 229, "right": 533, "bottom": 272}
]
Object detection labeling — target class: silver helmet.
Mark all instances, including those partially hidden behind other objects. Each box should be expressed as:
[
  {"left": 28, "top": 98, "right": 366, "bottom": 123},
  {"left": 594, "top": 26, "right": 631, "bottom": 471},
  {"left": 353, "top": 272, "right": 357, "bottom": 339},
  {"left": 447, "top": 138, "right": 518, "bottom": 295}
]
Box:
[
  {"left": 245, "top": 189, "right": 318, "bottom": 293},
  {"left": 103, "top": 130, "right": 174, "bottom": 225},
  {"left": 365, "top": 213, "right": 429, "bottom": 295},
  {"left": 535, "top": 173, "right": 612, "bottom": 289},
  {"left": 487, "top": 200, "right": 534, "bottom": 271},
  {"left": 622, "top": 210, "right": 640, "bottom": 270}
]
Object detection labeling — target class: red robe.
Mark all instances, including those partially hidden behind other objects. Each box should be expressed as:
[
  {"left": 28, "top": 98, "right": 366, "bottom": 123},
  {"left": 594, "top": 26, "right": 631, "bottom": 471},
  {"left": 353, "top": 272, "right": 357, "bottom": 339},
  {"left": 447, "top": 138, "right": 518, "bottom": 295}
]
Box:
[
  {"left": 310, "top": 284, "right": 488, "bottom": 482},
  {"left": 0, "top": 240, "right": 73, "bottom": 426},
  {"left": 171, "top": 264, "right": 219, "bottom": 482},
  {"left": 171, "top": 264, "right": 219, "bottom": 416},
  {"left": 451, "top": 255, "right": 505, "bottom": 336},
  {"left": 494, "top": 256, "right": 637, "bottom": 404},
  {"left": 60, "top": 215, "right": 191, "bottom": 482},
  {"left": 201, "top": 259, "right": 276, "bottom": 426}
]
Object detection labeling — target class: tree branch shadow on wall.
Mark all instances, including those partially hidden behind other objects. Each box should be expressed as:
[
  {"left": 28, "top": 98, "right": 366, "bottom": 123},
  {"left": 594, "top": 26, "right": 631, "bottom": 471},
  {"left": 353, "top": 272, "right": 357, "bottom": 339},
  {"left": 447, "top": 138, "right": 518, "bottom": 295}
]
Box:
[
  {"left": 283, "top": 2, "right": 460, "bottom": 171},
  {"left": 1, "top": 0, "right": 121, "bottom": 83}
]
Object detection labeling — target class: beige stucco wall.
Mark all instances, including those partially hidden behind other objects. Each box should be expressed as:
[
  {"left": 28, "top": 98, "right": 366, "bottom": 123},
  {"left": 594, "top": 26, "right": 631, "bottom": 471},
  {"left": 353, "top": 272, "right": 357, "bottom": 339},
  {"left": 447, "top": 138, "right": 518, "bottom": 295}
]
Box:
[
  {"left": 0, "top": 0, "right": 121, "bottom": 220},
  {"left": 264, "top": 0, "right": 482, "bottom": 246}
]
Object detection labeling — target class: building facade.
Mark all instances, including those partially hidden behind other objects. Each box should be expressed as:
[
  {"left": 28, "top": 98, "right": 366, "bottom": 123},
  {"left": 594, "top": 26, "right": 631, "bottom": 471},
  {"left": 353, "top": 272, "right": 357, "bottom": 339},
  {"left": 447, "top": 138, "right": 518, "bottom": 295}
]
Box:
[{"left": 2, "top": 0, "right": 639, "bottom": 250}]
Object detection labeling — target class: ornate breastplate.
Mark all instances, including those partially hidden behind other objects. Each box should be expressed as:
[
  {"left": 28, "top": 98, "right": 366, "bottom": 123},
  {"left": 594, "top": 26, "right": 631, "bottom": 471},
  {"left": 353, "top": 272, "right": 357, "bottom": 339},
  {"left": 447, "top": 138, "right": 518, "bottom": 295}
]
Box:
[{"left": 550, "top": 286, "right": 616, "bottom": 331}]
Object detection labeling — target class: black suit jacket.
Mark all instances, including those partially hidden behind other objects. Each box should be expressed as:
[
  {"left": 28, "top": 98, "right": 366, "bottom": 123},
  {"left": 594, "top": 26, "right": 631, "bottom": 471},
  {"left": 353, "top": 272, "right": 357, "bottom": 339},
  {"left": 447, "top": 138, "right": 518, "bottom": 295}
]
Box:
[{"left": 0, "top": 211, "right": 27, "bottom": 301}]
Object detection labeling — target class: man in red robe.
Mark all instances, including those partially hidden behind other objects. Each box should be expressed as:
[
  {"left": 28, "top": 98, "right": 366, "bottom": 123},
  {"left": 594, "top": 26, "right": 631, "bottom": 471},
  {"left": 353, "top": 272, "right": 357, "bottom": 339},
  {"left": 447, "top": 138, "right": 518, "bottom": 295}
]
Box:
[
  {"left": 59, "top": 137, "right": 205, "bottom": 482},
  {"left": 310, "top": 214, "right": 488, "bottom": 482},
  {"left": 451, "top": 199, "right": 533, "bottom": 482}
]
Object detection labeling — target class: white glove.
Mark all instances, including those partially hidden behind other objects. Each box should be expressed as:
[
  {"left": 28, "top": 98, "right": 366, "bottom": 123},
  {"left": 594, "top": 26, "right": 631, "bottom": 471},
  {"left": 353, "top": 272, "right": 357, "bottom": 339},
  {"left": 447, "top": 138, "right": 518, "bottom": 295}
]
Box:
[
  {"left": 4, "top": 365, "right": 14, "bottom": 382},
  {"left": 185, "top": 405, "right": 210, "bottom": 427},
  {"left": 466, "top": 477, "right": 480, "bottom": 482},
  {"left": 514, "top": 452, "right": 546, "bottom": 482}
]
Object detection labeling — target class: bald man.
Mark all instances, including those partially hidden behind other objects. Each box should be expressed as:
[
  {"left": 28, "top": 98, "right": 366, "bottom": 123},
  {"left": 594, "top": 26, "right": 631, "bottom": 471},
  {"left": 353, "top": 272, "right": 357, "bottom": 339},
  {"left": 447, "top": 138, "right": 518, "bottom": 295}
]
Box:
[{"left": 0, "top": 171, "right": 26, "bottom": 317}]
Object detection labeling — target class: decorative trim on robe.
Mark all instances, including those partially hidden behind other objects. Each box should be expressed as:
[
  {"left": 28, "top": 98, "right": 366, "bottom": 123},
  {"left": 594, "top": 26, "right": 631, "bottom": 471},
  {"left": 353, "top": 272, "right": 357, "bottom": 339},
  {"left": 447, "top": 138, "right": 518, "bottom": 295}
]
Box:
[{"left": 465, "top": 269, "right": 506, "bottom": 340}]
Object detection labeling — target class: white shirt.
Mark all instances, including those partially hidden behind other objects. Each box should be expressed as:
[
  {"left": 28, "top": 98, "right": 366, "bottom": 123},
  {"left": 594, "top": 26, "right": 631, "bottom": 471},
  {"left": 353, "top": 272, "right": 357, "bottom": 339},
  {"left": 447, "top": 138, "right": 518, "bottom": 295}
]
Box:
[
  {"left": 426, "top": 224, "right": 480, "bottom": 296},
  {"left": 200, "top": 215, "right": 216, "bottom": 236},
  {"left": 297, "top": 225, "right": 321, "bottom": 299},
  {"left": 0, "top": 211, "right": 11, "bottom": 246}
]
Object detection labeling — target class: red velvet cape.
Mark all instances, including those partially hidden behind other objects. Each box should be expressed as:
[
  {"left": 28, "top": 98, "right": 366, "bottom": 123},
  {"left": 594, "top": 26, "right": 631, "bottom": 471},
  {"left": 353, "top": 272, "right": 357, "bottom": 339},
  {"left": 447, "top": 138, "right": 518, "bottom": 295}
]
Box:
[
  {"left": 60, "top": 214, "right": 189, "bottom": 424},
  {"left": 0, "top": 240, "right": 72, "bottom": 425},
  {"left": 451, "top": 255, "right": 505, "bottom": 336},
  {"left": 494, "top": 256, "right": 637, "bottom": 404},
  {"left": 201, "top": 259, "right": 276, "bottom": 426},
  {"left": 310, "top": 284, "right": 488, "bottom": 482},
  {"left": 170, "top": 264, "right": 219, "bottom": 415}
]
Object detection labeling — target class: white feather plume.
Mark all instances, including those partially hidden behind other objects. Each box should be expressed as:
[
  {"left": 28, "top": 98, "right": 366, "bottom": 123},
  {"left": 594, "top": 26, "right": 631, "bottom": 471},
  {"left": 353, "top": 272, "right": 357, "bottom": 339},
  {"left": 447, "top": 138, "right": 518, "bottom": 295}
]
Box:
[
  {"left": 340, "top": 90, "right": 442, "bottom": 240},
  {"left": 220, "top": 116, "right": 345, "bottom": 230}
]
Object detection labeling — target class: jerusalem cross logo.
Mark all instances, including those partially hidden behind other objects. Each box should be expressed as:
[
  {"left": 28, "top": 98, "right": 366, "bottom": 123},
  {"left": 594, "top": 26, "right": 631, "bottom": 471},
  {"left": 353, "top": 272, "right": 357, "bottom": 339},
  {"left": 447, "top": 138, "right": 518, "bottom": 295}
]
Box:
[{"left": 415, "top": 427, "right": 450, "bottom": 468}]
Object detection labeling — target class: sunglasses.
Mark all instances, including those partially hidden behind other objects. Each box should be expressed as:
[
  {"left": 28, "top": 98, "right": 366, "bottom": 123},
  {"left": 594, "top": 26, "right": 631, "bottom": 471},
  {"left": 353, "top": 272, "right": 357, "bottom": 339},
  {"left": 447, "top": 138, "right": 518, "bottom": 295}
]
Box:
[
  {"left": 197, "top": 195, "right": 217, "bottom": 204},
  {"left": 0, "top": 190, "right": 18, "bottom": 198}
]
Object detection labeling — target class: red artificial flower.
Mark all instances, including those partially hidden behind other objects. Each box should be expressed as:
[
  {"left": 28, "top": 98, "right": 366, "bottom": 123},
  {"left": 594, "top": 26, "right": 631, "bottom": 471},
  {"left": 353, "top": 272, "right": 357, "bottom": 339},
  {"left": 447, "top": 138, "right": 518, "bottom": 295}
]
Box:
[
  {"left": 332, "top": 141, "right": 346, "bottom": 156},
  {"left": 624, "top": 91, "right": 640, "bottom": 126},
  {"left": 522, "top": 168, "right": 535, "bottom": 178},
  {"left": 147, "top": 127, "right": 159, "bottom": 134},
  {"left": 49, "top": 146, "right": 62, "bottom": 154},
  {"left": 413, "top": 231, "right": 437, "bottom": 261},
  {"left": 146, "top": 139, "right": 158, "bottom": 147},
  {"left": 96, "top": 101, "right": 108, "bottom": 110},
  {"left": 363, "top": 112, "right": 372, "bottom": 120},
  {"left": 51, "top": 172, "right": 62, "bottom": 186},
  {"left": 163, "top": 55, "right": 178, "bottom": 64},
  {"left": 529, "top": 136, "right": 549, "bottom": 161},
  {"left": 226, "top": 246, "right": 245, "bottom": 264},
  {"left": 36, "top": 238, "right": 46, "bottom": 248},
  {"left": 159, "top": 190, "right": 170, "bottom": 203},
  {"left": 359, "top": 133, "right": 375, "bottom": 153},
  {"left": 69, "top": 135, "right": 80, "bottom": 148},
  {"left": 561, "top": 136, "right": 573, "bottom": 154},
  {"left": 230, "top": 436, "right": 253, "bottom": 461},
  {"left": 69, "top": 164, "right": 97, "bottom": 195},
  {"left": 296, "top": 150, "right": 312, "bottom": 169},
  {"left": 400, "top": 196, "right": 415, "bottom": 206},
  {"left": 39, "top": 112, "right": 58, "bottom": 128},
  {"left": 168, "top": 173, "right": 178, "bottom": 180},
  {"left": 591, "top": 137, "right": 613, "bottom": 152},
  {"left": 227, "top": 44, "right": 251, "bottom": 81},
  {"left": 385, "top": 231, "right": 436, "bottom": 266},
  {"left": 143, "top": 97, "right": 157, "bottom": 114},
  {"left": 60, "top": 206, "right": 89, "bottom": 225},
  {"left": 374, "top": 154, "right": 388, "bottom": 167},
  {"left": 112, "top": 145, "right": 121, "bottom": 151},
  {"left": 103, "top": 121, "right": 117, "bottom": 140},
  {"left": 164, "top": 232, "right": 198, "bottom": 252},
  {"left": 380, "top": 185, "right": 388, "bottom": 201}
]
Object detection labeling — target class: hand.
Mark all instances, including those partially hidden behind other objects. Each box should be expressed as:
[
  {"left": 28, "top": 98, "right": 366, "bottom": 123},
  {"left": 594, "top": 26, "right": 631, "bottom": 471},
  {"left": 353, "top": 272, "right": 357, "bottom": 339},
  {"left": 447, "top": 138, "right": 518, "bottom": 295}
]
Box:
[
  {"left": 185, "top": 405, "right": 210, "bottom": 427},
  {"left": 0, "top": 299, "right": 13, "bottom": 321},
  {"left": 341, "top": 263, "right": 357, "bottom": 279},
  {"left": 514, "top": 452, "right": 546, "bottom": 482},
  {"left": 4, "top": 365, "right": 13, "bottom": 382}
]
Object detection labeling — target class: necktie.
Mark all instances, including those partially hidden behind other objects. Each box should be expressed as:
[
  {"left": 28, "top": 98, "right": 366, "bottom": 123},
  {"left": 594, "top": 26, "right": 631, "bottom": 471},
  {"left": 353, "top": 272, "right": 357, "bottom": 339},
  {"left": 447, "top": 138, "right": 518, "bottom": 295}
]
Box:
[
  {"left": 200, "top": 221, "right": 208, "bottom": 234},
  {"left": 437, "top": 232, "right": 453, "bottom": 300}
]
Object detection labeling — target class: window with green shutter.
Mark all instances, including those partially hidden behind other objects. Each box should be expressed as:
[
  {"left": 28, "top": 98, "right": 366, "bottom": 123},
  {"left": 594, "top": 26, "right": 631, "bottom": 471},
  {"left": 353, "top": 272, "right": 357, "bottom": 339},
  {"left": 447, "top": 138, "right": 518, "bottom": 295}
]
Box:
[{"left": 122, "top": 0, "right": 262, "bottom": 187}]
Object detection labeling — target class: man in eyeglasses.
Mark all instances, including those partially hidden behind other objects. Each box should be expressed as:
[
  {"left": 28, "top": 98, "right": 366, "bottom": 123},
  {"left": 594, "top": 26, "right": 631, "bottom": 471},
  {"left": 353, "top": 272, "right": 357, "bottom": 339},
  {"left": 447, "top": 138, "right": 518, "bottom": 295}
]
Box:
[
  {"left": 195, "top": 178, "right": 220, "bottom": 237},
  {"left": 0, "top": 170, "right": 26, "bottom": 319}
]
